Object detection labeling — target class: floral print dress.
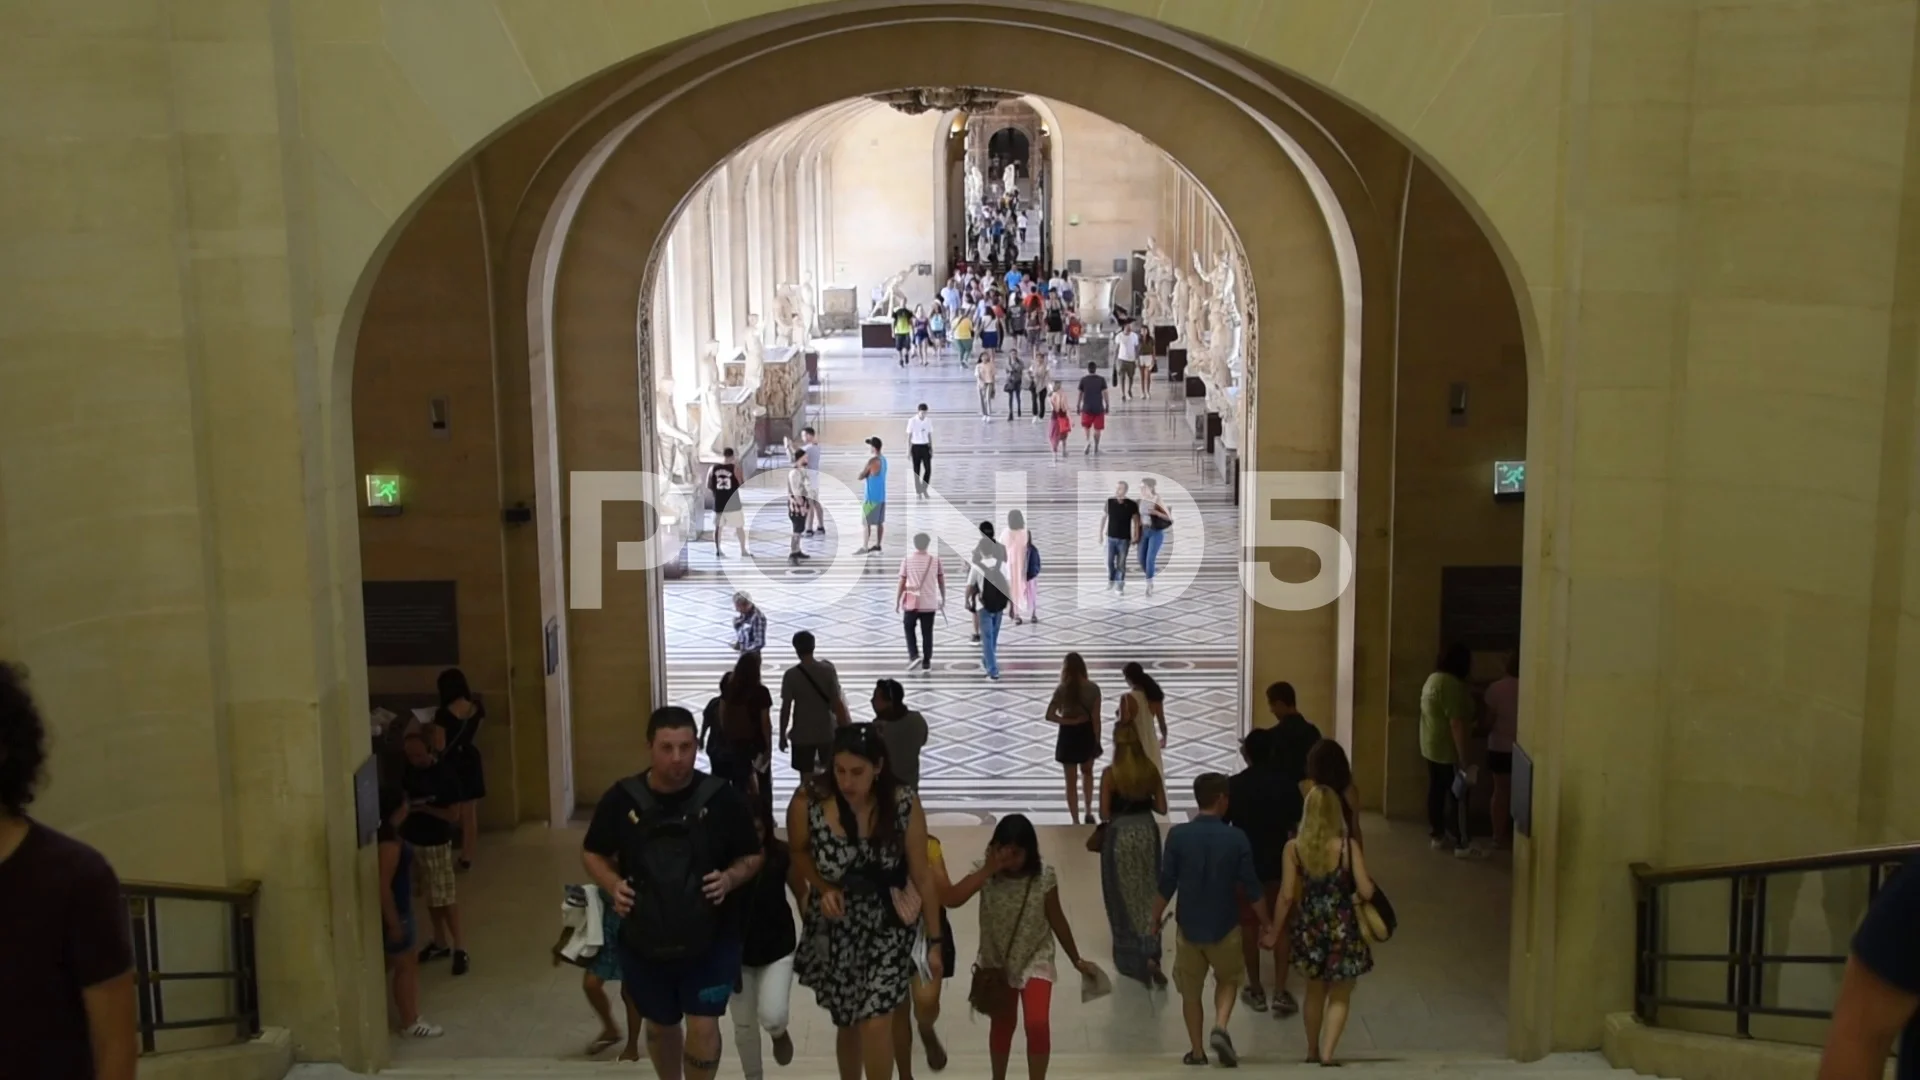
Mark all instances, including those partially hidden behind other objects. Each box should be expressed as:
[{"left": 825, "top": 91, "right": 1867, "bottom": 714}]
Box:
[
  {"left": 1287, "top": 842, "right": 1373, "bottom": 982},
  {"left": 794, "top": 786, "right": 917, "bottom": 1027}
]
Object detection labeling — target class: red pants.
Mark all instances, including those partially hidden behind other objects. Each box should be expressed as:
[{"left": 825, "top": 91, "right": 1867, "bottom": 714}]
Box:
[{"left": 987, "top": 978, "right": 1053, "bottom": 1056}]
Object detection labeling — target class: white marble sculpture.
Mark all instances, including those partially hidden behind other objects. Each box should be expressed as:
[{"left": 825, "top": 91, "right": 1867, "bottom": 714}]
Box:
[
  {"left": 966, "top": 164, "right": 984, "bottom": 214},
  {"left": 742, "top": 314, "right": 768, "bottom": 399},
  {"left": 1072, "top": 273, "right": 1121, "bottom": 330},
  {"left": 1179, "top": 265, "right": 1205, "bottom": 348},
  {"left": 654, "top": 374, "right": 697, "bottom": 487},
  {"left": 1003, "top": 162, "right": 1017, "bottom": 198},
  {"left": 798, "top": 273, "right": 818, "bottom": 344},
  {"left": 870, "top": 269, "right": 908, "bottom": 318},
  {"left": 696, "top": 341, "right": 727, "bottom": 459},
  {"left": 1143, "top": 238, "right": 1176, "bottom": 325},
  {"left": 775, "top": 283, "right": 809, "bottom": 348}
]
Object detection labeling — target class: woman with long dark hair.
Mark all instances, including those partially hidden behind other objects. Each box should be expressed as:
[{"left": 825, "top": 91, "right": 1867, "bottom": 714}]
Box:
[
  {"left": 1044, "top": 653, "right": 1102, "bottom": 824},
  {"left": 722, "top": 652, "right": 775, "bottom": 819},
  {"left": 789, "top": 725, "right": 944, "bottom": 1080},
  {"left": 432, "top": 668, "right": 485, "bottom": 870},
  {"left": 1117, "top": 662, "right": 1167, "bottom": 779},
  {"left": 945, "top": 814, "right": 1097, "bottom": 1080},
  {"left": 1303, "top": 739, "right": 1364, "bottom": 844}
]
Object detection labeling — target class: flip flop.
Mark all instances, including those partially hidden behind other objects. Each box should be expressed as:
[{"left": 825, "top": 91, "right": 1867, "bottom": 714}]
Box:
[{"left": 587, "top": 1034, "right": 621, "bottom": 1057}]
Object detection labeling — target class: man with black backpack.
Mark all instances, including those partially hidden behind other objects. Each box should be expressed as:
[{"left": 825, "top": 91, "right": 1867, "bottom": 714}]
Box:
[{"left": 583, "top": 707, "right": 763, "bottom": 1080}]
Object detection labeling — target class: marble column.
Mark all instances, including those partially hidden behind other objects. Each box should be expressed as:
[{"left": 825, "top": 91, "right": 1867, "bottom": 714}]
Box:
[
  {"left": 667, "top": 222, "right": 697, "bottom": 386},
  {"left": 709, "top": 168, "right": 736, "bottom": 346},
  {"left": 729, "top": 165, "right": 752, "bottom": 343},
  {"left": 688, "top": 189, "right": 716, "bottom": 352}
]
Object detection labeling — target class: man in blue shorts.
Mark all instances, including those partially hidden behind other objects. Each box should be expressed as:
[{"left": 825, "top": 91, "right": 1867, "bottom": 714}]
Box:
[{"left": 583, "top": 708, "right": 762, "bottom": 1080}]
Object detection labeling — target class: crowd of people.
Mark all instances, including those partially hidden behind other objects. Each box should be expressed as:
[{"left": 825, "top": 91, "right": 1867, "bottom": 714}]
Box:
[{"left": 556, "top": 666, "right": 1387, "bottom": 1080}]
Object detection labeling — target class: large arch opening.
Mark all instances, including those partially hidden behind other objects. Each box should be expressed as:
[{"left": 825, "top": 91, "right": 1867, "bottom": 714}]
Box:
[{"left": 343, "top": 0, "right": 1532, "bottom": 1064}]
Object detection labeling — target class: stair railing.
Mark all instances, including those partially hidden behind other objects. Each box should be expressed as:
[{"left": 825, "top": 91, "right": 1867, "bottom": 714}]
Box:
[
  {"left": 1631, "top": 843, "right": 1920, "bottom": 1037},
  {"left": 120, "top": 878, "right": 263, "bottom": 1053}
]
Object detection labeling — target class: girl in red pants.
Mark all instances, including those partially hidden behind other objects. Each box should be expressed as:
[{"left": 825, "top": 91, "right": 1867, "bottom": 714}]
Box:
[{"left": 946, "top": 814, "right": 1099, "bottom": 1080}]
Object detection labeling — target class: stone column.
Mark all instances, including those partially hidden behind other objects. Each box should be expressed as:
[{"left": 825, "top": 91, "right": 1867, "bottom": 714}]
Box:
[
  {"left": 688, "top": 189, "right": 716, "bottom": 351},
  {"left": 708, "top": 168, "right": 736, "bottom": 345},
  {"left": 729, "top": 165, "right": 751, "bottom": 343},
  {"left": 667, "top": 222, "right": 698, "bottom": 383}
]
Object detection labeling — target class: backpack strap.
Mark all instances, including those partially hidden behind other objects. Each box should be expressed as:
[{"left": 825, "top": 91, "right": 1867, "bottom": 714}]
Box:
[
  {"left": 620, "top": 774, "right": 657, "bottom": 817},
  {"left": 683, "top": 774, "right": 725, "bottom": 817}
]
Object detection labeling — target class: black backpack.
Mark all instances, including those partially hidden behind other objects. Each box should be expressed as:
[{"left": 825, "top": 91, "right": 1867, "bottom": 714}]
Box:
[{"left": 616, "top": 772, "right": 726, "bottom": 962}]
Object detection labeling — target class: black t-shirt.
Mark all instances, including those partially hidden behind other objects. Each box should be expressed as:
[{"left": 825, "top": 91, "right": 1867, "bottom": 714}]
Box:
[
  {"left": 1046, "top": 310, "right": 1064, "bottom": 333},
  {"left": 1854, "top": 855, "right": 1920, "bottom": 1079},
  {"left": 1269, "top": 715, "right": 1322, "bottom": 792},
  {"left": 0, "top": 822, "right": 133, "bottom": 1080},
  {"left": 582, "top": 771, "right": 763, "bottom": 932},
  {"left": 401, "top": 760, "right": 461, "bottom": 847},
  {"left": 740, "top": 840, "right": 798, "bottom": 967},
  {"left": 721, "top": 685, "right": 775, "bottom": 756},
  {"left": 1106, "top": 498, "right": 1140, "bottom": 540},
  {"left": 708, "top": 463, "right": 743, "bottom": 513},
  {"left": 1225, "top": 765, "right": 1297, "bottom": 883},
  {"left": 1079, "top": 373, "right": 1108, "bottom": 415}
]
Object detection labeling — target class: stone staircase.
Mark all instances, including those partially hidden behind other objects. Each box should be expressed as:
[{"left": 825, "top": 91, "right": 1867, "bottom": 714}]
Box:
[{"left": 294, "top": 1051, "right": 1664, "bottom": 1079}]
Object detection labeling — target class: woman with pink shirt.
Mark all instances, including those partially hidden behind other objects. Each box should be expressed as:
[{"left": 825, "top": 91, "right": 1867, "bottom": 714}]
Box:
[
  {"left": 1483, "top": 651, "right": 1520, "bottom": 848},
  {"left": 1004, "top": 509, "right": 1039, "bottom": 625},
  {"left": 896, "top": 532, "right": 947, "bottom": 674}
]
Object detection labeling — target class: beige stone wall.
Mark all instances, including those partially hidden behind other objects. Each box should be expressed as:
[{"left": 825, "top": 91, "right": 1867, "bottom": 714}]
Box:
[
  {"left": 1051, "top": 100, "right": 1165, "bottom": 275},
  {"left": 830, "top": 107, "right": 939, "bottom": 306}
]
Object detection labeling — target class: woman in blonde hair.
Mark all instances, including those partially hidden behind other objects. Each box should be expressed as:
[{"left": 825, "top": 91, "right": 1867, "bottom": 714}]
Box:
[
  {"left": 1097, "top": 719, "right": 1168, "bottom": 986},
  {"left": 1279, "top": 785, "right": 1375, "bottom": 1066}
]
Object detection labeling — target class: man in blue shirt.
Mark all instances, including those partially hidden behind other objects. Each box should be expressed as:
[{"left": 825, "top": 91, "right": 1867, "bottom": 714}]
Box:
[
  {"left": 1820, "top": 856, "right": 1919, "bottom": 1079},
  {"left": 1154, "top": 773, "right": 1277, "bottom": 1067}
]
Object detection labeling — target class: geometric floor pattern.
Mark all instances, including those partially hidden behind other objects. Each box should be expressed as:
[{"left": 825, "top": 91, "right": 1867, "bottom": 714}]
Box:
[{"left": 665, "top": 337, "right": 1248, "bottom": 818}]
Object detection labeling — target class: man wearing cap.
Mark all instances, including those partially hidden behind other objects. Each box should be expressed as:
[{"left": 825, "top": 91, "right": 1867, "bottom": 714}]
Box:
[{"left": 855, "top": 437, "right": 889, "bottom": 556}]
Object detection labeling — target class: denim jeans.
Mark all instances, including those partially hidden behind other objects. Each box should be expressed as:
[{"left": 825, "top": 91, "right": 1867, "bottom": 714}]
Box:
[
  {"left": 1138, "top": 527, "right": 1166, "bottom": 580},
  {"left": 1106, "top": 537, "right": 1132, "bottom": 584},
  {"left": 979, "top": 610, "right": 1005, "bottom": 677}
]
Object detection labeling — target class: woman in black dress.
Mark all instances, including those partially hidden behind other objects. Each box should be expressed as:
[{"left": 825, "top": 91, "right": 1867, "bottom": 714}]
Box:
[
  {"left": 1044, "top": 652, "right": 1102, "bottom": 824},
  {"left": 432, "top": 668, "right": 485, "bottom": 870}
]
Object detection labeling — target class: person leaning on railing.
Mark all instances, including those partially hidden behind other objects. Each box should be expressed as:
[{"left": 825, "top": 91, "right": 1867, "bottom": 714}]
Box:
[
  {"left": 0, "top": 661, "right": 138, "bottom": 1080},
  {"left": 1819, "top": 854, "right": 1919, "bottom": 1080}
]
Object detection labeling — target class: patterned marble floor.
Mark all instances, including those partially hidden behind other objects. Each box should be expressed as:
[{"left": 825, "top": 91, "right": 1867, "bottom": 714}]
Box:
[{"left": 665, "top": 336, "right": 1246, "bottom": 816}]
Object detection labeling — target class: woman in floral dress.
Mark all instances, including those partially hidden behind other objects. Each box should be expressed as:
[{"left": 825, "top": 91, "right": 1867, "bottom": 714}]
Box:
[
  {"left": 789, "top": 724, "right": 945, "bottom": 1080},
  {"left": 1279, "top": 785, "right": 1377, "bottom": 1066}
]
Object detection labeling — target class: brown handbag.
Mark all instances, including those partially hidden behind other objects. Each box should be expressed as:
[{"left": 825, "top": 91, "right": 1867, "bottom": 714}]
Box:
[{"left": 967, "top": 877, "right": 1034, "bottom": 1017}]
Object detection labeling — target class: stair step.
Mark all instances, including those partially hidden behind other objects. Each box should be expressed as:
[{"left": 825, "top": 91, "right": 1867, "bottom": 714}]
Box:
[{"left": 294, "top": 1050, "right": 1654, "bottom": 1079}]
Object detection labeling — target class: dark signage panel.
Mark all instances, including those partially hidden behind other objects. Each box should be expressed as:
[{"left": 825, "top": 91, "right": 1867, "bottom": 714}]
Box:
[{"left": 363, "top": 580, "right": 460, "bottom": 667}]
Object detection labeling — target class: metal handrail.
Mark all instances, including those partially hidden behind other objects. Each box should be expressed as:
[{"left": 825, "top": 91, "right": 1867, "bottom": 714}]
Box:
[
  {"left": 121, "top": 879, "right": 263, "bottom": 1054},
  {"left": 1631, "top": 845, "right": 1919, "bottom": 1038}
]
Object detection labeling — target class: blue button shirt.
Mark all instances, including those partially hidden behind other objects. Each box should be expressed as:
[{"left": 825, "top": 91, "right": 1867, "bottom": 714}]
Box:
[{"left": 1158, "top": 814, "right": 1262, "bottom": 946}]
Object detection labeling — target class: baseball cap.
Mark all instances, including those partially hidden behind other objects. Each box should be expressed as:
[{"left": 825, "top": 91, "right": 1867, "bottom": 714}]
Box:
[{"left": 866, "top": 436, "right": 883, "bottom": 450}]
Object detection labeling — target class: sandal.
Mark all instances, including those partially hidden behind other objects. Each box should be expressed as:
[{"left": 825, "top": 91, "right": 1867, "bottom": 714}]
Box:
[
  {"left": 921, "top": 1024, "right": 948, "bottom": 1071},
  {"left": 1182, "top": 1053, "right": 1208, "bottom": 1067},
  {"left": 587, "top": 1033, "right": 621, "bottom": 1057}
]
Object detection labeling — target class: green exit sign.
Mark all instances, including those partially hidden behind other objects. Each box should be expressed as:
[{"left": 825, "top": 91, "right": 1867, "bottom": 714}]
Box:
[
  {"left": 365, "top": 474, "right": 402, "bottom": 511},
  {"left": 1494, "top": 461, "right": 1525, "bottom": 498}
]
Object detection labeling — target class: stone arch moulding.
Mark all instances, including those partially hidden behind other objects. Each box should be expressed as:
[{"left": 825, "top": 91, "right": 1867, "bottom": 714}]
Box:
[
  {"left": 519, "top": 9, "right": 1372, "bottom": 822},
  {"left": 333, "top": 0, "right": 1553, "bottom": 1059}
]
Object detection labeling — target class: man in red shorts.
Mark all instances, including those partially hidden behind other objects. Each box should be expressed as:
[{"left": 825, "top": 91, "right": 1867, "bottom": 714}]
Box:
[{"left": 1077, "top": 361, "right": 1110, "bottom": 455}]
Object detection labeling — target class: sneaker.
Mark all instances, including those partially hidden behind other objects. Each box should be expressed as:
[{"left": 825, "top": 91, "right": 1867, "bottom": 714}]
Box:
[
  {"left": 905, "top": 658, "right": 923, "bottom": 674},
  {"left": 853, "top": 546, "right": 872, "bottom": 556},
  {"left": 1430, "top": 837, "right": 1447, "bottom": 851},
  {"left": 1145, "top": 581, "right": 1155, "bottom": 597},
  {"left": 451, "top": 949, "right": 470, "bottom": 976},
  {"left": 1273, "top": 990, "right": 1299, "bottom": 1017},
  {"left": 1209, "top": 1027, "right": 1238, "bottom": 1068},
  {"left": 417, "top": 944, "right": 451, "bottom": 963},
  {"left": 772, "top": 1032, "right": 795, "bottom": 1066},
  {"left": 1454, "top": 845, "right": 1487, "bottom": 860},
  {"left": 1241, "top": 986, "right": 1269, "bottom": 1013},
  {"left": 405, "top": 1020, "right": 444, "bottom": 1038},
  {"left": 794, "top": 551, "right": 811, "bottom": 560},
  {"left": 970, "top": 634, "right": 981, "bottom": 644}
]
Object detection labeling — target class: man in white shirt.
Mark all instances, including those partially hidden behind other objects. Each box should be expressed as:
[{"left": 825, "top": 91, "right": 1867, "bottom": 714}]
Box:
[
  {"left": 1116, "top": 324, "right": 1142, "bottom": 401},
  {"left": 895, "top": 533, "right": 946, "bottom": 674},
  {"left": 906, "top": 404, "right": 935, "bottom": 497},
  {"left": 800, "top": 427, "right": 823, "bottom": 536}
]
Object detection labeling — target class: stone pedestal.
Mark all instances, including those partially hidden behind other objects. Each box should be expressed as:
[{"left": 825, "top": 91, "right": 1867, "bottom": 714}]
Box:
[
  {"left": 1152, "top": 324, "right": 1178, "bottom": 355},
  {"left": 658, "top": 489, "right": 694, "bottom": 579},
  {"left": 820, "top": 287, "right": 859, "bottom": 333},
  {"left": 1082, "top": 333, "right": 1113, "bottom": 370},
  {"left": 723, "top": 345, "right": 805, "bottom": 455},
  {"left": 805, "top": 348, "right": 820, "bottom": 386},
  {"left": 1168, "top": 347, "right": 1188, "bottom": 380},
  {"left": 861, "top": 320, "right": 895, "bottom": 350}
]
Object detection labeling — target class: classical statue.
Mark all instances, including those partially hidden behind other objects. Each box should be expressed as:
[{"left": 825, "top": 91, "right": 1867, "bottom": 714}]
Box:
[
  {"left": 1143, "top": 238, "right": 1175, "bottom": 325},
  {"left": 797, "top": 273, "right": 817, "bottom": 344},
  {"left": 1003, "top": 162, "right": 1016, "bottom": 197},
  {"left": 1179, "top": 265, "right": 1205, "bottom": 347},
  {"left": 966, "top": 164, "right": 984, "bottom": 213},
  {"left": 870, "top": 269, "right": 908, "bottom": 318},
  {"left": 653, "top": 375, "right": 697, "bottom": 486},
  {"left": 742, "top": 313, "right": 768, "bottom": 399},
  {"left": 696, "top": 341, "right": 726, "bottom": 459},
  {"left": 775, "top": 284, "right": 808, "bottom": 348}
]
